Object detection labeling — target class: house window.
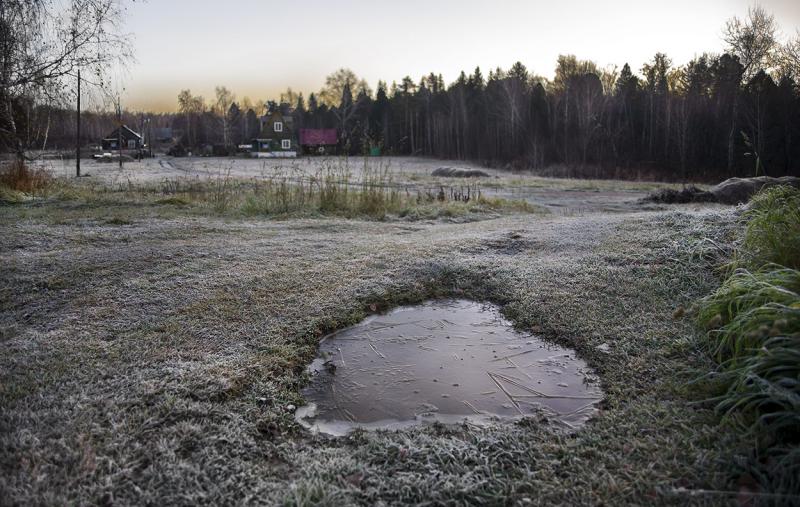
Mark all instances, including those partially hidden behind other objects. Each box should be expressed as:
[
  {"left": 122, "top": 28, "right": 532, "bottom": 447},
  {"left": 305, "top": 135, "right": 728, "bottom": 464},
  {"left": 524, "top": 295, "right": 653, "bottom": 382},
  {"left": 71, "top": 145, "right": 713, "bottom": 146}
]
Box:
[
  {"left": 274, "top": 122, "right": 283, "bottom": 132},
  {"left": 281, "top": 139, "right": 291, "bottom": 150}
]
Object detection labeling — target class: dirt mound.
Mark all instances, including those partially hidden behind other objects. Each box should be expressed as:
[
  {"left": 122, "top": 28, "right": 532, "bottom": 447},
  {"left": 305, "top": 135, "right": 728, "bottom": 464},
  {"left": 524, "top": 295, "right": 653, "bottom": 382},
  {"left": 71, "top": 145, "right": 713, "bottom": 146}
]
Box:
[
  {"left": 645, "top": 185, "right": 716, "bottom": 204},
  {"left": 432, "top": 167, "right": 490, "bottom": 178},
  {"left": 644, "top": 176, "right": 800, "bottom": 205},
  {"left": 710, "top": 176, "right": 800, "bottom": 204}
]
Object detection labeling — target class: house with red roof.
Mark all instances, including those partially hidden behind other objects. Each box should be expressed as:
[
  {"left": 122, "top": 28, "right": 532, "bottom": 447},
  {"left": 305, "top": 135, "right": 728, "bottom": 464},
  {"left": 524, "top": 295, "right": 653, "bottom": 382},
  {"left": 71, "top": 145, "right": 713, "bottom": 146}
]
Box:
[{"left": 299, "top": 128, "right": 338, "bottom": 154}]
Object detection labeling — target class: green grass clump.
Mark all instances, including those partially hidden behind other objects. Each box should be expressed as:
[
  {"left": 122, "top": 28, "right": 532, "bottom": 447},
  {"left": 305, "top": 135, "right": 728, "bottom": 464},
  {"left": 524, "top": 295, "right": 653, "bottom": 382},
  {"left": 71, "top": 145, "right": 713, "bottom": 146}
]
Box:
[
  {"left": 398, "top": 196, "right": 537, "bottom": 221},
  {"left": 696, "top": 185, "right": 800, "bottom": 496},
  {"left": 698, "top": 267, "right": 800, "bottom": 364},
  {"left": 717, "top": 335, "right": 800, "bottom": 432},
  {"left": 738, "top": 185, "right": 800, "bottom": 270},
  {"left": 698, "top": 268, "right": 800, "bottom": 438},
  {"left": 0, "top": 186, "right": 30, "bottom": 204}
]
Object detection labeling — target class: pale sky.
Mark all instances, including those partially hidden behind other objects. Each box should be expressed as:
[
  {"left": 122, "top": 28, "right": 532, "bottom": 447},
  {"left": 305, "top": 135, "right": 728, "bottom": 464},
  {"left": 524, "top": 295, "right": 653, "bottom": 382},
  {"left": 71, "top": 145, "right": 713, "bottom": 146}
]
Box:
[{"left": 120, "top": 0, "right": 800, "bottom": 112}]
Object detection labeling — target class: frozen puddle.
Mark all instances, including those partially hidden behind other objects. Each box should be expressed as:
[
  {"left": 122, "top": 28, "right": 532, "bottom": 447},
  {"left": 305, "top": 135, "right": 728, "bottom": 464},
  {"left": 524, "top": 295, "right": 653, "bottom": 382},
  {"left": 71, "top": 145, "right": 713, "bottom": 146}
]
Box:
[{"left": 296, "top": 299, "right": 603, "bottom": 436}]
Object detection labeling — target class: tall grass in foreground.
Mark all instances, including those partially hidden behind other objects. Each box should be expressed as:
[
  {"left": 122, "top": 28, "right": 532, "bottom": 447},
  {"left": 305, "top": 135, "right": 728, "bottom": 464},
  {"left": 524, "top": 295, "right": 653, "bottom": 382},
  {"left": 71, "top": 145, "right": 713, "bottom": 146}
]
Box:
[
  {"left": 699, "top": 268, "right": 800, "bottom": 362},
  {"left": 737, "top": 185, "right": 800, "bottom": 271},
  {"left": 697, "top": 185, "right": 800, "bottom": 497},
  {"left": 239, "top": 160, "right": 406, "bottom": 218},
  {"left": 0, "top": 160, "right": 51, "bottom": 200},
  {"left": 699, "top": 268, "right": 800, "bottom": 431},
  {"left": 0, "top": 157, "right": 534, "bottom": 220},
  {"left": 149, "top": 158, "right": 532, "bottom": 219}
]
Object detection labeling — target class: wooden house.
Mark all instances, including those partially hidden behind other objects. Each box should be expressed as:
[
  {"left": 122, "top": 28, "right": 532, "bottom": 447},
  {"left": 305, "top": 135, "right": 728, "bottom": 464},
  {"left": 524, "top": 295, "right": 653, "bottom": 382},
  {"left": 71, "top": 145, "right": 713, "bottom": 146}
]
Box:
[
  {"left": 251, "top": 111, "right": 296, "bottom": 158},
  {"left": 101, "top": 125, "right": 143, "bottom": 150}
]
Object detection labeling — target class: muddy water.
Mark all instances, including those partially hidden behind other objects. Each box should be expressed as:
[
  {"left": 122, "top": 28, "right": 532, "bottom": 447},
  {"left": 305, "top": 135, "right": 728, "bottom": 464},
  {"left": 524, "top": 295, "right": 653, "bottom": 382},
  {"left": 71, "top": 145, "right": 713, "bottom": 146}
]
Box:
[{"left": 296, "top": 300, "right": 602, "bottom": 436}]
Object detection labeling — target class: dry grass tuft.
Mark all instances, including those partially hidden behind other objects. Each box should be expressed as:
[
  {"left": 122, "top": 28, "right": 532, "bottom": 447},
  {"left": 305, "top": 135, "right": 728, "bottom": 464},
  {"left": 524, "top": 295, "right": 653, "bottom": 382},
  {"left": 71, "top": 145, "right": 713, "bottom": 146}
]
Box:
[{"left": 0, "top": 160, "right": 51, "bottom": 194}]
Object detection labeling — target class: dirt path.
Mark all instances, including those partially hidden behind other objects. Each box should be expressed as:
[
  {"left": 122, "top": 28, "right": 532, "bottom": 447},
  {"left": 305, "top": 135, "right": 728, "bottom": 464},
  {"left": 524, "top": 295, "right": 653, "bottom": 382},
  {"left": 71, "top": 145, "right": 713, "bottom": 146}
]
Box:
[{"left": 0, "top": 190, "right": 743, "bottom": 504}]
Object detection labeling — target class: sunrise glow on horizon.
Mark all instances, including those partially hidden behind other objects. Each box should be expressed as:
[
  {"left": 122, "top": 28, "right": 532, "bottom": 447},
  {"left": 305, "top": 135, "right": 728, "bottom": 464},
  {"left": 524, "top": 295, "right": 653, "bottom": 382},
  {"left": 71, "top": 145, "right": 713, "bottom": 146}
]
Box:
[{"left": 120, "top": 0, "right": 800, "bottom": 112}]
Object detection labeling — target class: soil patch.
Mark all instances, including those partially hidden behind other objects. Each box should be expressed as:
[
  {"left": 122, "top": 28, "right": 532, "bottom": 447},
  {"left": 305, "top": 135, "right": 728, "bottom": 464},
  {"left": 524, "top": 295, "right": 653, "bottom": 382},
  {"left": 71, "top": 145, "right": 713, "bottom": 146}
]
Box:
[
  {"left": 644, "top": 176, "right": 800, "bottom": 205},
  {"left": 432, "top": 167, "right": 491, "bottom": 178}
]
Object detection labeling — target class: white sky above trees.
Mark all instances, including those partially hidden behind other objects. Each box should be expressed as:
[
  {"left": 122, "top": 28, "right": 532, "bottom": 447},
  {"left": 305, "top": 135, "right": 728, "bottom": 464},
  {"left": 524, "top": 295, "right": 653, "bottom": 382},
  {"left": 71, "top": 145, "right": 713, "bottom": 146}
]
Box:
[{"left": 121, "top": 0, "right": 800, "bottom": 112}]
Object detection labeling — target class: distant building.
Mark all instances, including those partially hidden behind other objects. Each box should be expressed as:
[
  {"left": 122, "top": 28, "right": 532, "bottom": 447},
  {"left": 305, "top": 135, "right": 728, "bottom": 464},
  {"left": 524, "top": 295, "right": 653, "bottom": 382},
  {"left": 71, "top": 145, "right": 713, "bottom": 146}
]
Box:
[
  {"left": 299, "top": 129, "right": 338, "bottom": 154},
  {"left": 251, "top": 111, "right": 296, "bottom": 158},
  {"left": 101, "top": 125, "right": 143, "bottom": 150}
]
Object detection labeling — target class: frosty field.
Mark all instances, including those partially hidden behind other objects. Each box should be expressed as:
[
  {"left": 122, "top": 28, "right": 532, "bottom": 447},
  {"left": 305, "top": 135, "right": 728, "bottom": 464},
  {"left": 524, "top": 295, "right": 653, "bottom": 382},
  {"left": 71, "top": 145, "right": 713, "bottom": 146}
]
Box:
[
  {"left": 35, "top": 155, "right": 689, "bottom": 214},
  {"left": 1, "top": 157, "right": 747, "bottom": 505}
]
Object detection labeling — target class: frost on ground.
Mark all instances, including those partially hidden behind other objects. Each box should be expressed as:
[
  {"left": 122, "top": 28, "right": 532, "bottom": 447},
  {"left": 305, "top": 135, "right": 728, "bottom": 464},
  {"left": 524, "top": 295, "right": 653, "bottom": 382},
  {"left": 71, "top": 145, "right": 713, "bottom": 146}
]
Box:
[{"left": 0, "top": 171, "right": 749, "bottom": 505}]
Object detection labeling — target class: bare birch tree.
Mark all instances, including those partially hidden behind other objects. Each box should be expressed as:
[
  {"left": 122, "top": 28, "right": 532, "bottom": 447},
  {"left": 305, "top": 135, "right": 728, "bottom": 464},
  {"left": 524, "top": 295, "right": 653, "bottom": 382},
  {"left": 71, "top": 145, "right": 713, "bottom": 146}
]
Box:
[
  {"left": 1, "top": 0, "right": 133, "bottom": 158},
  {"left": 213, "top": 86, "right": 235, "bottom": 147},
  {"left": 779, "top": 30, "right": 800, "bottom": 79},
  {"left": 723, "top": 6, "right": 779, "bottom": 81}
]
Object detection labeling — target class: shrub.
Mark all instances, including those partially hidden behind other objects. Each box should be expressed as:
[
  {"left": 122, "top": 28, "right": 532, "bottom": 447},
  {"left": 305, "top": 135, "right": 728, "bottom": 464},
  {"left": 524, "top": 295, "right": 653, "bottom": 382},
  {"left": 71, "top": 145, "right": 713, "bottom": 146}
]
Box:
[{"left": 0, "top": 160, "right": 51, "bottom": 194}]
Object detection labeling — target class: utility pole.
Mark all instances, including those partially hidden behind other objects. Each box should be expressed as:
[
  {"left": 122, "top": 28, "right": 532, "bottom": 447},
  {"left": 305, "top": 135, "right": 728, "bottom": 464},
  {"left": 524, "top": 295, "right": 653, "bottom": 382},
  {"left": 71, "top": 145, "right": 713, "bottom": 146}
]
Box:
[
  {"left": 139, "top": 113, "right": 143, "bottom": 161},
  {"left": 117, "top": 97, "right": 123, "bottom": 169},
  {"left": 76, "top": 69, "right": 81, "bottom": 177}
]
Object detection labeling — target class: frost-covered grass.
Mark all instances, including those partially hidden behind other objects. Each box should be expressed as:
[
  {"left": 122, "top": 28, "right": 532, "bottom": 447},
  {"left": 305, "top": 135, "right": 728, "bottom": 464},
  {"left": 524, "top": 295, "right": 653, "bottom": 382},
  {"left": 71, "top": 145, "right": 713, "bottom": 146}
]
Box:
[
  {"left": 0, "top": 183, "right": 761, "bottom": 505},
  {"left": 1, "top": 160, "right": 538, "bottom": 222},
  {"left": 33, "top": 155, "right": 685, "bottom": 189}
]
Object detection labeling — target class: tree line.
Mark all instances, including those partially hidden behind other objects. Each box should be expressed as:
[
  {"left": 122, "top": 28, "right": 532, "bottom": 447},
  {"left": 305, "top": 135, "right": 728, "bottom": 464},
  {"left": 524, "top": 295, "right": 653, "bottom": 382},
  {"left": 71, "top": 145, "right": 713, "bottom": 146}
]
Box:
[
  {"left": 179, "top": 6, "right": 800, "bottom": 181},
  {"left": 118, "top": 7, "right": 800, "bottom": 180}
]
